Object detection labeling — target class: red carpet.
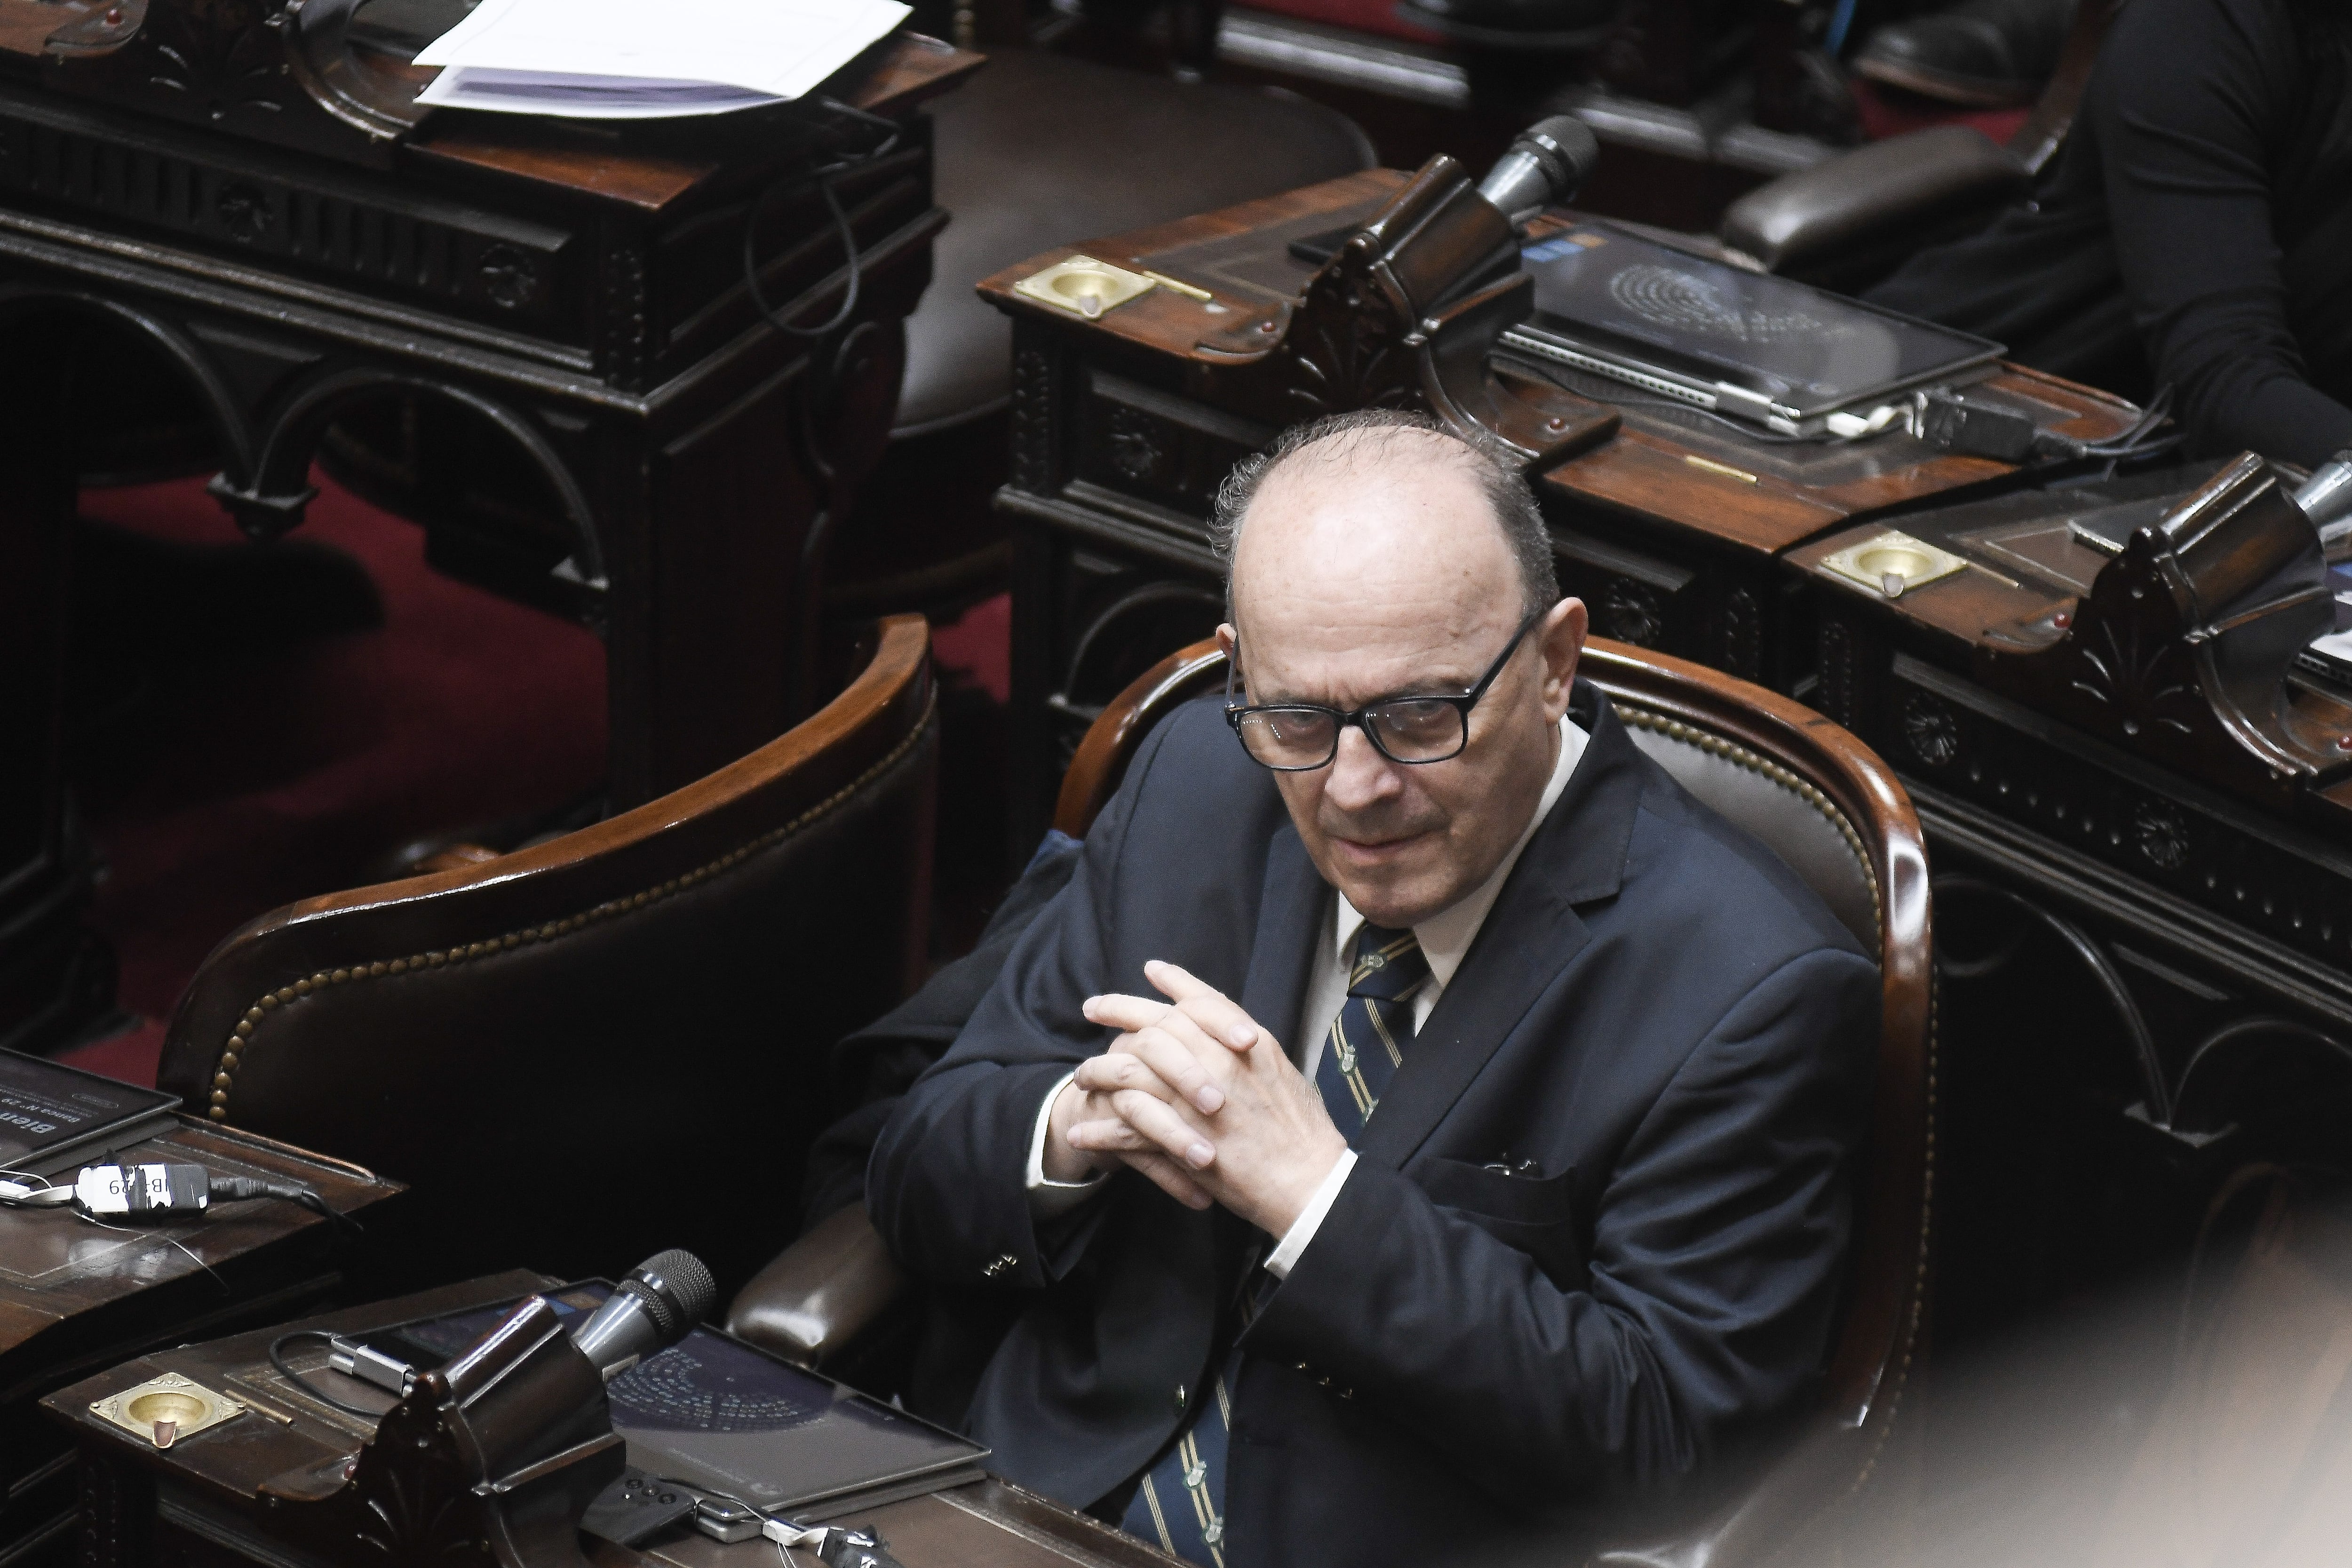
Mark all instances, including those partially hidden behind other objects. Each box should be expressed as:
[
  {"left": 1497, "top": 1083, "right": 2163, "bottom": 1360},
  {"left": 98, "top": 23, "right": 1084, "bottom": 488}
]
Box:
[
  {"left": 935, "top": 589, "right": 1011, "bottom": 705},
  {"left": 54, "top": 472, "right": 1015, "bottom": 1092}
]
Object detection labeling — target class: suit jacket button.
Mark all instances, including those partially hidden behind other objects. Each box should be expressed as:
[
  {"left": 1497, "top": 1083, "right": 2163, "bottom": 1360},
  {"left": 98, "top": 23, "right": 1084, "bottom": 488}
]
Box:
[{"left": 1173, "top": 1384, "right": 1188, "bottom": 1412}]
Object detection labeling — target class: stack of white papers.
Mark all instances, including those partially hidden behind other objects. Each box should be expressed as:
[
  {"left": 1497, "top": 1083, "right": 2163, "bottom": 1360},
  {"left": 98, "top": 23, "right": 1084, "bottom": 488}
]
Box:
[{"left": 414, "top": 0, "right": 912, "bottom": 119}]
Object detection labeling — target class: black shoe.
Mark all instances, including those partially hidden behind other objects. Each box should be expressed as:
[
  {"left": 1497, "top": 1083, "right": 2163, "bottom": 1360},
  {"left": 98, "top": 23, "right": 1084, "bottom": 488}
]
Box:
[{"left": 1853, "top": 0, "right": 2076, "bottom": 106}]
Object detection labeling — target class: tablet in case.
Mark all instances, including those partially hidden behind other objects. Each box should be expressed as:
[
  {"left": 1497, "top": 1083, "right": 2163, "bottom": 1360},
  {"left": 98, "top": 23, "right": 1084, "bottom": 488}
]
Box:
[
  {"left": 360, "top": 1282, "right": 988, "bottom": 1523},
  {"left": 1502, "top": 223, "right": 2005, "bottom": 435}
]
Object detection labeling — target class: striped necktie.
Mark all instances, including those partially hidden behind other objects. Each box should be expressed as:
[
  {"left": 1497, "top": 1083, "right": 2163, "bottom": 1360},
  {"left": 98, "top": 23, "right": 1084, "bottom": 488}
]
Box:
[
  {"left": 1120, "top": 924, "right": 1428, "bottom": 1566},
  {"left": 1316, "top": 923, "right": 1430, "bottom": 1136}
]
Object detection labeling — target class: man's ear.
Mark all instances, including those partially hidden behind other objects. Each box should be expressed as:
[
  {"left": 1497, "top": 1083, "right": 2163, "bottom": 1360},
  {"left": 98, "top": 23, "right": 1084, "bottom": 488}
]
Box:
[
  {"left": 1216, "top": 623, "right": 1239, "bottom": 693},
  {"left": 1540, "top": 598, "right": 1588, "bottom": 721}
]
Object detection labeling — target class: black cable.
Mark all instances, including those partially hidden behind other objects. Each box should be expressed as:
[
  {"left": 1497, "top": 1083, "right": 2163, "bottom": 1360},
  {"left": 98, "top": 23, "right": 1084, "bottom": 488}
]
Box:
[
  {"left": 209, "top": 1172, "right": 363, "bottom": 1235},
  {"left": 269, "top": 1330, "right": 384, "bottom": 1418},
  {"left": 745, "top": 173, "right": 863, "bottom": 339},
  {"left": 740, "top": 98, "right": 902, "bottom": 342},
  {"left": 2072, "top": 382, "right": 2182, "bottom": 460}
]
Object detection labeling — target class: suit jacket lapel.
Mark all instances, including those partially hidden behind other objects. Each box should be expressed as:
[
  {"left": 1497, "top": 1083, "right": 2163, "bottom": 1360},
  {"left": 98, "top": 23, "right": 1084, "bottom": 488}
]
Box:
[
  {"left": 1358, "top": 684, "right": 1649, "bottom": 1169},
  {"left": 1240, "top": 822, "right": 1329, "bottom": 1051}
]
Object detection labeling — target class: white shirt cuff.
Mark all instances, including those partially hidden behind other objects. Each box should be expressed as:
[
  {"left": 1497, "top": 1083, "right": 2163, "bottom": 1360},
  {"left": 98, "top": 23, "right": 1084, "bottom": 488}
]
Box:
[
  {"left": 1264, "top": 1149, "right": 1355, "bottom": 1278},
  {"left": 1025, "top": 1070, "right": 1107, "bottom": 1218}
]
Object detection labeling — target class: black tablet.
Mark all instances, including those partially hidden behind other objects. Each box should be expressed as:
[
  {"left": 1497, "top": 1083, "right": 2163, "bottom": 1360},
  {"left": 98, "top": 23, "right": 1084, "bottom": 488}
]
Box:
[{"left": 1503, "top": 223, "right": 2004, "bottom": 433}]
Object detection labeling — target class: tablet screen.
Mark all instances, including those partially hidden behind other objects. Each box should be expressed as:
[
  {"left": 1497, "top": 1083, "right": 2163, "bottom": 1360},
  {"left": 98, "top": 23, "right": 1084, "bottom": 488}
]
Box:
[{"left": 1519, "top": 224, "right": 2002, "bottom": 418}]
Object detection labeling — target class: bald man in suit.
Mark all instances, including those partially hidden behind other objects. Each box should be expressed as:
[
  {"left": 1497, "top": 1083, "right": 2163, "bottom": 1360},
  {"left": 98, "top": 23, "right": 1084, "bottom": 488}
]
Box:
[{"left": 869, "top": 409, "right": 1876, "bottom": 1568}]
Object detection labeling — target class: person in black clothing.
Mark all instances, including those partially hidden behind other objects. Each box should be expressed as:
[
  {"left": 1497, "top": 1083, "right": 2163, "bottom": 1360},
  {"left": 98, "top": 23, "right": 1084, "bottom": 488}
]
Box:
[{"left": 1866, "top": 0, "right": 2352, "bottom": 467}]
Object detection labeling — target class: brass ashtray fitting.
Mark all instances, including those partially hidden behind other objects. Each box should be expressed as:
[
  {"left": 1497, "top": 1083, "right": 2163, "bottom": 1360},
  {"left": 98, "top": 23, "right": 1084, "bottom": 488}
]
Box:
[
  {"left": 1012, "top": 255, "right": 1156, "bottom": 320},
  {"left": 1820, "top": 530, "right": 1970, "bottom": 599},
  {"left": 91, "top": 1373, "right": 245, "bottom": 1448}
]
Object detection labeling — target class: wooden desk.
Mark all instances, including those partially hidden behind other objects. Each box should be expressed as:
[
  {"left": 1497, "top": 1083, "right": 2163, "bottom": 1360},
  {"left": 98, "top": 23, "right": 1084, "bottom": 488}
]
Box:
[
  {"left": 0, "top": 9, "right": 979, "bottom": 1049},
  {"left": 3, "top": 1119, "right": 397, "bottom": 1568},
  {"left": 1784, "top": 468, "right": 2352, "bottom": 1342},
  {"left": 43, "top": 1273, "right": 1168, "bottom": 1568},
  {"left": 976, "top": 166, "right": 2139, "bottom": 837}
]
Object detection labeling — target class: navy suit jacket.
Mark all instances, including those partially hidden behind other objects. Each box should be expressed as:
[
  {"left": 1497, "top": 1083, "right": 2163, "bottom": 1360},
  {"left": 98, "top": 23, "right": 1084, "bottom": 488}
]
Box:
[{"left": 868, "top": 682, "right": 1878, "bottom": 1568}]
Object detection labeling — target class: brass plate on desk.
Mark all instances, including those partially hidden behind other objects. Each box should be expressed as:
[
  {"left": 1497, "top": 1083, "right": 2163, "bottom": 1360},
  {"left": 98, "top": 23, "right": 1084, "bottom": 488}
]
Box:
[
  {"left": 91, "top": 1372, "right": 245, "bottom": 1447},
  {"left": 1820, "top": 530, "right": 1970, "bottom": 598},
  {"left": 1013, "top": 257, "right": 1156, "bottom": 319}
]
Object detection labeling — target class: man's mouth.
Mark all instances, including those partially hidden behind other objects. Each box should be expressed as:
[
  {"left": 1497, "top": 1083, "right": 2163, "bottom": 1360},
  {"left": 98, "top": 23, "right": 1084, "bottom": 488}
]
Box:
[{"left": 1331, "top": 829, "right": 1434, "bottom": 866}]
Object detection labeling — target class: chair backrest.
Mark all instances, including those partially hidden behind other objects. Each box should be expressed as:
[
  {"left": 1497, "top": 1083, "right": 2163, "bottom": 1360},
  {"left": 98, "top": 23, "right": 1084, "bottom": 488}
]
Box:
[
  {"left": 156, "top": 617, "right": 939, "bottom": 1291},
  {"left": 1056, "top": 634, "right": 1934, "bottom": 1472}
]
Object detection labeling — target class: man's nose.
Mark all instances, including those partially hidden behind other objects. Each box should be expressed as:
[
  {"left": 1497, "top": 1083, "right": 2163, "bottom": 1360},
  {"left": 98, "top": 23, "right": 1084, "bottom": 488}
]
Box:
[{"left": 1324, "top": 726, "right": 1403, "bottom": 811}]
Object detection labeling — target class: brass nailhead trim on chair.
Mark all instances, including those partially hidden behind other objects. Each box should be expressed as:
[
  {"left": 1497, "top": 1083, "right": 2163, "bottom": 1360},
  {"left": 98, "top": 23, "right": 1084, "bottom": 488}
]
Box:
[
  {"left": 207, "top": 692, "right": 938, "bottom": 1121},
  {"left": 1619, "top": 703, "right": 1932, "bottom": 1494},
  {"left": 1617, "top": 706, "right": 1881, "bottom": 931},
  {"left": 1849, "top": 976, "right": 1938, "bottom": 1498}
]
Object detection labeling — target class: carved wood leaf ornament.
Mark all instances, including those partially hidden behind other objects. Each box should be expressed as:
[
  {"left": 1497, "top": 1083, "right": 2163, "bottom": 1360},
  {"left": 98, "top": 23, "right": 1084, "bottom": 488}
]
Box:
[
  {"left": 138, "top": 0, "right": 291, "bottom": 119},
  {"left": 1279, "top": 269, "right": 1417, "bottom": 416},
  {"left": 2068, "top": 609, "right": 2201, "bottom": 741},
  {"left": 335, "top": 1401, "right": 493, "bottom": 1568}
]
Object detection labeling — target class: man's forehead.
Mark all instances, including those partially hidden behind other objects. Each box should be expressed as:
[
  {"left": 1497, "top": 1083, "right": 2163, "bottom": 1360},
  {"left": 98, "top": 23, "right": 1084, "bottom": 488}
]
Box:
[{"left": 1236, "top": 438, "right": 1514, "bottom": 623}]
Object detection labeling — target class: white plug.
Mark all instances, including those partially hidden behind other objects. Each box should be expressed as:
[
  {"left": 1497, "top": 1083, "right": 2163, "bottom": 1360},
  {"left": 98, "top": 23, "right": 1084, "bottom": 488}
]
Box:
[{"left": 0, "top": 1178, "right": 74, "bottom": 1206}]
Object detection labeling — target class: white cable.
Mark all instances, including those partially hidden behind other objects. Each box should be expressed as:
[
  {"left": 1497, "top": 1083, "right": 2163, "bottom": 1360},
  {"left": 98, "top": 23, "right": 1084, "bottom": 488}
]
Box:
[
  {"left": 0, "top": 1178, "right": 75, "bottom": 1206},
  {"left": 761, "top": 1520, "right": 823, "bottom": 1550}
]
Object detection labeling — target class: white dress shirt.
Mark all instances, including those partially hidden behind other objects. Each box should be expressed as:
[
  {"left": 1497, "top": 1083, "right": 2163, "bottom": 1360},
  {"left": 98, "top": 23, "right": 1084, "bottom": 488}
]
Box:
[{"left": 1027, "top": 717, "right": 1589, "bottom": 1276}]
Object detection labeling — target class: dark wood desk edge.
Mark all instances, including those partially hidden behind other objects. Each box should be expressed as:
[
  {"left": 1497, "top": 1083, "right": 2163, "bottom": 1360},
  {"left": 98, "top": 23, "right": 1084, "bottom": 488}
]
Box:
[
  {"left": 409, "top": 36, "right": 983, "bottom": 214},
  {"left": 975, "top": 169, "right": 1409, "bottom": 336},
  {"left": 156, "top": 1118, "right": 391, "bottom": 1186}
]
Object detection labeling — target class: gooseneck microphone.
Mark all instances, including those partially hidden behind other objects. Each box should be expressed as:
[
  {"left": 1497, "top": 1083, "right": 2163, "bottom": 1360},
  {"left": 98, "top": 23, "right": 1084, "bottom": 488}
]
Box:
[
  {"left": 572, "top": 1248, "right": 718, "bottom": 1378},
  {"left": 1476, "top": 114, "right": 1602, "bottom": 231}
]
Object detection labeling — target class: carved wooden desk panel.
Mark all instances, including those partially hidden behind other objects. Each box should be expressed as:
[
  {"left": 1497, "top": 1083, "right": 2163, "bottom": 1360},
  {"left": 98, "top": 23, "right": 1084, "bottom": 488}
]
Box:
[
  {"left": 1777, "top": 463, "right": 2352, "bottom": 1344},
  {"left": 2, "top": 1121, "right": 397, "bottom": 1568},
  {"left": 0, "top": 17, "right": 977, "bottom": 1048},
  {"left": 43, "top": 1274, "right": 1173, "bottom": 1568}
]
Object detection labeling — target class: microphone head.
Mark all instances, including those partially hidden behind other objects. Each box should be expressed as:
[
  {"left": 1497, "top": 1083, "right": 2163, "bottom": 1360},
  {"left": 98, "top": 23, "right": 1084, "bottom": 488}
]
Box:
[
  {"left": 2295, "top": 446, "right": 2352, "bottom": 534},
  {"left": 1513, "top": 114, "right": 1601, "bottom": 194},
  {"left": 1476, "top": 113, "right": 1601, "bottom": 229},
  {"left": 628, "top": 1249, "right": 717, "bottom": 1333}
]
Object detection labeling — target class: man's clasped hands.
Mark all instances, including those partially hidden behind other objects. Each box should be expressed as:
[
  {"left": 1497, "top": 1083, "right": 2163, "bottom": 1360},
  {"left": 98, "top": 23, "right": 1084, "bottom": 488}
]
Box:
[{"left": 1043, "top": 960, "right": 1347, "bottom": 1237}]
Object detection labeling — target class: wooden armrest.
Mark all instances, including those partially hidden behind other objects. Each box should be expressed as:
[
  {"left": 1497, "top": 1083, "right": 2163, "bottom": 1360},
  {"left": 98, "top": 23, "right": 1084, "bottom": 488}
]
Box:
[
  {"left": 412, "top": 844, "right": 501, "bottom": 875},
  {"left": 723, "top": 1204, "right": 910, "bottom": 1367},
  {"left": 1719, "top": 125, "right": 2028, "bottom": 275}
]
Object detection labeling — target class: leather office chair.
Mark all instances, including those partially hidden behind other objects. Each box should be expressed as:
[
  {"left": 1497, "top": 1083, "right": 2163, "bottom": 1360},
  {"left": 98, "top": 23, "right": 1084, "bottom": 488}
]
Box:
[
  {"left": 1700, "top": 0, "right": 2117, "bottom": 290},
  {"left": 825, "top": 51, "right": 1376, "bottom": 618},
  {"left": 153, "top": 616, "right": 939, "bottom": 1292},
  {"left": 725, "top": 632, "right": 1934, "bottom": 1567}
]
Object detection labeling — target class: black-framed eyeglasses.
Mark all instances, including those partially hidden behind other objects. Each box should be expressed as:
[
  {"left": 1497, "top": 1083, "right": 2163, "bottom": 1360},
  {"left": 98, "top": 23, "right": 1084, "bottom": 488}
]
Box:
[{"left": 1224, "top": 607, "right": 1546, "bottom": 772}]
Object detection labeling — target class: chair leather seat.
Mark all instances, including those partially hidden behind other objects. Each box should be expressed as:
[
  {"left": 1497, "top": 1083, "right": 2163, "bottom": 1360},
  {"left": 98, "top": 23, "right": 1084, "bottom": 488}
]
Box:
[{"left": 896, "top": 50, "right": 1374, "bottom": 437}]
